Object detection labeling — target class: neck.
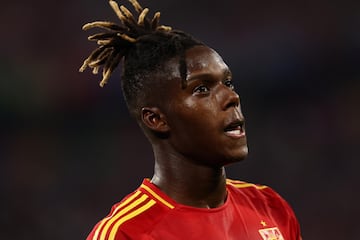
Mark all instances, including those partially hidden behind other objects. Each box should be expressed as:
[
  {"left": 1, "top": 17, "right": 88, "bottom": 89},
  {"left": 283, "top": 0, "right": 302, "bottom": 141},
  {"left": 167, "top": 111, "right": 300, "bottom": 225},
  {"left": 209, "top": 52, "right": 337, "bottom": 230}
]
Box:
[{"left": 151, "top": 146, "right": 228, "bottom": 209}]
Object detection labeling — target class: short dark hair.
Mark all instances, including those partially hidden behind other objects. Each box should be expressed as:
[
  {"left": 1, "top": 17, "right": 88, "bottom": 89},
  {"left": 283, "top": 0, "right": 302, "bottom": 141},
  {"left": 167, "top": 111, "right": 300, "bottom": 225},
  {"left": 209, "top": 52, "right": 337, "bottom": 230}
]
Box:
[{"left": 79, "top": 0, "right": 203, "bottom": 116}]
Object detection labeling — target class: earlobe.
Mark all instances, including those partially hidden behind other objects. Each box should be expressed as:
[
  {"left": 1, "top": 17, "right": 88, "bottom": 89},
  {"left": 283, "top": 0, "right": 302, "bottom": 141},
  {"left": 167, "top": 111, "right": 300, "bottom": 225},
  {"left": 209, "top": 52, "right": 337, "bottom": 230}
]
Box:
[{"left": 141, "top": 107, "right": 170, "bottom": 133}]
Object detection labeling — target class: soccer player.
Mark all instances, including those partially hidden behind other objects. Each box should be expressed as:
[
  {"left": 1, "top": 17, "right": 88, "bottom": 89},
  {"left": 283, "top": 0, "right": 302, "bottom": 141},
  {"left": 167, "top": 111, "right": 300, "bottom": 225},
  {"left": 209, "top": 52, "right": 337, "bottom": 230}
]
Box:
[{"left": 79, "top": 0, "right": 302, "bottom": 239}]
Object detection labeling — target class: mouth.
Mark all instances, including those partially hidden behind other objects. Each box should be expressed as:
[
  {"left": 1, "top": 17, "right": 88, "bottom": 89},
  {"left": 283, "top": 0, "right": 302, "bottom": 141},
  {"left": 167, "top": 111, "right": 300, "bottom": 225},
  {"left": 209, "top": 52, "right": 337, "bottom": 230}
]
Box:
[{"left": 224, "top": 119, "right": 245, "bottom": 138}]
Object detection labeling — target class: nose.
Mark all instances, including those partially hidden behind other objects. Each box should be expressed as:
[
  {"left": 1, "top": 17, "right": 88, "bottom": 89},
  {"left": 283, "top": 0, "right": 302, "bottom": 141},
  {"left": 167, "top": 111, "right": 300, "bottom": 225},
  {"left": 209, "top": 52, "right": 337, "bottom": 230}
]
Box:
[{"left": 219, "top": 85, "right": 240, "bottom": 111}]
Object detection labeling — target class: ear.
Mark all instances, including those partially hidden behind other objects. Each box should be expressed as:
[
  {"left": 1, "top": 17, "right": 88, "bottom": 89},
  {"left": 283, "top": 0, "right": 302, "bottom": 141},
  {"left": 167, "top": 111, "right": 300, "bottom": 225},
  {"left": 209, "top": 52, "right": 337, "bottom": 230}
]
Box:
[{"left": 141, "top": 107, "right": 170, "bottom": 133}]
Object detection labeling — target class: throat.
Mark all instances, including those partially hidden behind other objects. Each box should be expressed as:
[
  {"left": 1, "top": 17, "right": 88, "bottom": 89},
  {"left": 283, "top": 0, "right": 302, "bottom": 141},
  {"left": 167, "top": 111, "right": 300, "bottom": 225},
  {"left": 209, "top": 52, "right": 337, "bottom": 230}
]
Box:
[{"left": 151, "top": 165, "right": 228, "bottom": 208}]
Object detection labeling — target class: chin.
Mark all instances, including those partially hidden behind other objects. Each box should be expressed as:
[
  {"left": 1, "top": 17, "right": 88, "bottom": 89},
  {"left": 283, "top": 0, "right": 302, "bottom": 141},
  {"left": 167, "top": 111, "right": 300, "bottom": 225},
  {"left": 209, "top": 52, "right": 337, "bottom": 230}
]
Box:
[{"left": 225, "top": 146, "right": 249, "bottom": 165}]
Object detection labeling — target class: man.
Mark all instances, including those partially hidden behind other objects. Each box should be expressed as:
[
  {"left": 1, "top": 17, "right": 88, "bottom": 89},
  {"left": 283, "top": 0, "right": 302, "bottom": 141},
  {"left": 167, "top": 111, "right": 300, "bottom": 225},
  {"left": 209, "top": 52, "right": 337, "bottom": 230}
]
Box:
[{"left": 79, "top": 1, "right": 302, "bottom": 239}]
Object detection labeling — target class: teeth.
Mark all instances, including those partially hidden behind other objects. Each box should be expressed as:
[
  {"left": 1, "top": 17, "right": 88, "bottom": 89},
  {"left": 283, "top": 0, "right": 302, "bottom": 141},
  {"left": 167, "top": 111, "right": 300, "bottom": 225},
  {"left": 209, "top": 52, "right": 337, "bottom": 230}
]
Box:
[{"left": 225, "top": 129, "right": 241, "bottom": 135}]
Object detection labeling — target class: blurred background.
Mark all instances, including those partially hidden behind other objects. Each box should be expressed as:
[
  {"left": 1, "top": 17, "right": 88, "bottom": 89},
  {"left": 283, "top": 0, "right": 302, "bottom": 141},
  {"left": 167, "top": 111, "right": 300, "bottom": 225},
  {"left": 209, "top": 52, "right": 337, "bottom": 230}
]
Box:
[{"left": 1, "top": 0, "right": 359, "bottom": 239}]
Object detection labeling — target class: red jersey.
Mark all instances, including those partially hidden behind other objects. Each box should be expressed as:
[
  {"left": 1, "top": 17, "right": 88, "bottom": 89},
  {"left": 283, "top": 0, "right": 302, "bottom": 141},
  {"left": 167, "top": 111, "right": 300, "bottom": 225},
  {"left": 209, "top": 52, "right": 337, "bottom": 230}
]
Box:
[{"left": 87, "top": 179, "right": 301, "bottom": 240}]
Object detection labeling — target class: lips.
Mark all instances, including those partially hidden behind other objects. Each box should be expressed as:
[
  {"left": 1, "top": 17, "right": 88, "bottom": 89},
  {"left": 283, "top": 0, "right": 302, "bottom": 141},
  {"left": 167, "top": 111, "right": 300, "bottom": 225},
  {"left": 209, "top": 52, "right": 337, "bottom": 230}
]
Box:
[{"left": 224, "top": 120, "right": 245, "bottom": 138}]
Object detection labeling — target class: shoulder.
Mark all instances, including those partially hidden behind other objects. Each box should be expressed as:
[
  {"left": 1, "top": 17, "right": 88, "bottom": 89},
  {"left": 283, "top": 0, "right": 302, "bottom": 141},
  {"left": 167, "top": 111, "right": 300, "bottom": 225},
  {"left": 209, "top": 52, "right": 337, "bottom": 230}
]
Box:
[
  {"left": 226, "top": 178, "right": 296, "bottom": 217},
  {"left": 227, "top": 178, "right": 283, "bottom": 198},
  {"left": 226, "top": 178, "right": 273, "bottom": 199},
  {"left": 226, "top": 178, "right": 301, "bottom": 238},
  {"left": 86, "top": 181, "right": 175, "bottom": 240}
]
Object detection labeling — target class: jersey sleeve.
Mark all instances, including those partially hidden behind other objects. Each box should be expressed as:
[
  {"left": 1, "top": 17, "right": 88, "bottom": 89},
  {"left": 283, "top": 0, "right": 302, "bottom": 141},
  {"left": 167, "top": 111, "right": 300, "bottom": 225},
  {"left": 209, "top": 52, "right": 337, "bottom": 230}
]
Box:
[
  {"left": 263, "top": 186, "right": 302, "bottom": 240},
  {"left": 283, "top": 197, "right": 302, "bottom": 240}
]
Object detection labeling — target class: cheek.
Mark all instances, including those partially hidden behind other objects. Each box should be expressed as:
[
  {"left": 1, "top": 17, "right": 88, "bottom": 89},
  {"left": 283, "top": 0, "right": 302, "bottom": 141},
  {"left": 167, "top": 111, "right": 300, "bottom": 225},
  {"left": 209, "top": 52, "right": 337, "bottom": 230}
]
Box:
[
  {"left": 182, "top": 97, "right": 218, "bottom": 117},
  {"left": 172, "top": 109, "right": 220, "bottom": 142},
  {"left": 176, "top": 102, "right": 216, "bottom": 130},
  {"left": 166, "top": 94, "right": 220, "bottom": 137}
]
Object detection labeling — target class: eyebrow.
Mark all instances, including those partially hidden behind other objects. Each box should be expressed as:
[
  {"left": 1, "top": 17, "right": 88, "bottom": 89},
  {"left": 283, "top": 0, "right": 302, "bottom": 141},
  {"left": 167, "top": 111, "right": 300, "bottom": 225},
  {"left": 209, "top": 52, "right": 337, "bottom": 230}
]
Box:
[{"left": 186, "top": 69, "right": 232, "bottom": 83}]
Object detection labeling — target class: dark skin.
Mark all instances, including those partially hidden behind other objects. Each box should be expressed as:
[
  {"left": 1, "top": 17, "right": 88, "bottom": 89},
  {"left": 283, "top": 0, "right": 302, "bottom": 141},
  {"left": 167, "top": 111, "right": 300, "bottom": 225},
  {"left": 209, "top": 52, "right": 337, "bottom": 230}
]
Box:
[{"left": 141, "top": 45, "right": 247, "bottom": 209}]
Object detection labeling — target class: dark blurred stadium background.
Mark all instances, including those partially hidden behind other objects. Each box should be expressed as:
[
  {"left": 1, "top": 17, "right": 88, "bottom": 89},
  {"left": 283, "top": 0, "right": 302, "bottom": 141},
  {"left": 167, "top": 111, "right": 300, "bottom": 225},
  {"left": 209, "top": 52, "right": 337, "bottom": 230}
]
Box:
[{"left": 1, "top": 0, "right": 359, "bottom": 239}]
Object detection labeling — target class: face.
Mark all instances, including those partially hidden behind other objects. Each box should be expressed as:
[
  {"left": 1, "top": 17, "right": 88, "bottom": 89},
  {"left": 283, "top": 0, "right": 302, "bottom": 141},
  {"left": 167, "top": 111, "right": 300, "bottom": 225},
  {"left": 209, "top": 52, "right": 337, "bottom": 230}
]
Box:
[{"left": 162, "top": 45, "right": 248, "bottom": 167}]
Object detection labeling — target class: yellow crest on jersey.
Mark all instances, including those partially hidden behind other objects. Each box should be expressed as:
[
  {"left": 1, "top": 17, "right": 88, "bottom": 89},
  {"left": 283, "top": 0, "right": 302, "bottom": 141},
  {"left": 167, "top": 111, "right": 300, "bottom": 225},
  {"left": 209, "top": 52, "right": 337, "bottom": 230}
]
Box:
[{"left": 258, "top": 227, "right": 284, "bottom": 240}]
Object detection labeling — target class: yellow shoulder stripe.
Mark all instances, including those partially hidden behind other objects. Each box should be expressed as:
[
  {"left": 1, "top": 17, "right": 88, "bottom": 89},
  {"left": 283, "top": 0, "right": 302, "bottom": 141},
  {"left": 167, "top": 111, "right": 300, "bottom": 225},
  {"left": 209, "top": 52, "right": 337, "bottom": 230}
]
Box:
[
  {"left": 108, "top": 199, "right": 156, "bottom": 240},
  {"left": 141, "top": 184, "right": 175, "bottom": 209},
  {"left": 226, "top": 179, "right": 245, "bottom": 184},
  {"left": 231, "top": 183, "right": 268, "bottom": 190},
  {"left": 99, "top": 194, "right": 150, "bottom": 240},
  {"left": 92, "top": 190, "right": 142, "bottom": 240},
  {"left": 227, "top": 179, "right": 267, "bottom": 190}
]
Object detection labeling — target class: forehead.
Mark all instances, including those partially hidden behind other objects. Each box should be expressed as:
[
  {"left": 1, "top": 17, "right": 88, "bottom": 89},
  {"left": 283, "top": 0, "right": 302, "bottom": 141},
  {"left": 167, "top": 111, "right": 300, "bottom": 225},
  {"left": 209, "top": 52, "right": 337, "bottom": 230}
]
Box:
[
  {"left": 147, "top": 46, "right": 230, "bottom": 107},
  {"left": 156, "top": 46, "right": 230, "bottom": 88},
  {"left": 184, "top": 46, "right": 230, "bottom": 79}
]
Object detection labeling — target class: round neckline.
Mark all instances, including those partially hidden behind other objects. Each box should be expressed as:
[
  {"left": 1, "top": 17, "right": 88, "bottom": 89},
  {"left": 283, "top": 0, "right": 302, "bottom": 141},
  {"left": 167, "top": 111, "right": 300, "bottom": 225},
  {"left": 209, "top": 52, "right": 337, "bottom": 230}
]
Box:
[{"left": 143, "top": 178, "right": 231, "bottom": 213}]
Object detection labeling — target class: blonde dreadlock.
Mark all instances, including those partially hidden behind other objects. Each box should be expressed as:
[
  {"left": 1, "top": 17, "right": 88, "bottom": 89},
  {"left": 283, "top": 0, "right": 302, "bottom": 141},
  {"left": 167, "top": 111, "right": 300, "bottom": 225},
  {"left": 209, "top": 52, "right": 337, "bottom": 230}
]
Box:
[
  {"left": 79, "top": 0, "right": 172, "bottom": 87},
  {"left": 79, "top": 0, "right": 203, "bottom": 119}
]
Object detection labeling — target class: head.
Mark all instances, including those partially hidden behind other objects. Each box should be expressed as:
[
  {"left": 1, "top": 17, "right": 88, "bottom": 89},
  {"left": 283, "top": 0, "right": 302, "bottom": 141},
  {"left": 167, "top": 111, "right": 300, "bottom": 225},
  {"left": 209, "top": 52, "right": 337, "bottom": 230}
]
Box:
[
  {"left": 79, "top": 0, "right": 203, "bottom": 117},
  {"left": 80, "top": 0, "right": 248, "bottom": 166}
]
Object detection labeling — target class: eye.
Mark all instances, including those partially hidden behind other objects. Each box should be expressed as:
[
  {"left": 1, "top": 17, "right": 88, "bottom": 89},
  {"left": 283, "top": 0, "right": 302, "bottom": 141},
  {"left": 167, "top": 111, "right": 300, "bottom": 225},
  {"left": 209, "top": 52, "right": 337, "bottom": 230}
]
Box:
[
  {"left": 193, "top": 85, "right": 210, "bottom": 94},
  {"left": 224, "top": 79, "right": 235, "bottom": 90}
]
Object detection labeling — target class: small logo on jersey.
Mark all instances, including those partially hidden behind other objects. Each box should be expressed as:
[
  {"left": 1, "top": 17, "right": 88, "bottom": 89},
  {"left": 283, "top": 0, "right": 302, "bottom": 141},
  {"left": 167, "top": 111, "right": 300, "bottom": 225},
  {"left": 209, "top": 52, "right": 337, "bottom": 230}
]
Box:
[{"left": 258, "top": 227, "right": 284, "bottom": 240}]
